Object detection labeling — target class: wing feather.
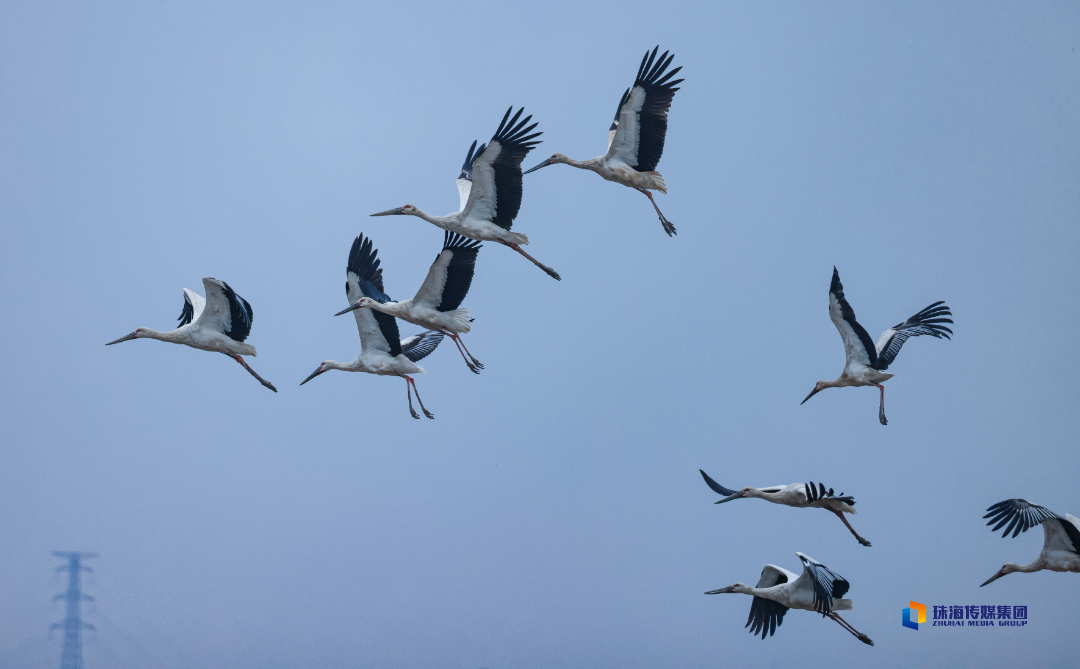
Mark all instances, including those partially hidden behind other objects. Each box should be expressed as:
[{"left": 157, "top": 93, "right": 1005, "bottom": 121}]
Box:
[
  {"left": 605, "top": 46, "right": 683, "bottom": 171},
  {"left": 400, "top": 331, "right": 444, "bottom": 363},
  {"left": 828, "top": 268, "right": 877, "bottom": 369},
  {"left": 874, "top": 302, "right": 953, "bottom": 370},
  {"left": 462, "top": 107, "right": 542, "bottom": 230},
  {"left": 796, "top": 553, "right": 849, "bottom": 616}
]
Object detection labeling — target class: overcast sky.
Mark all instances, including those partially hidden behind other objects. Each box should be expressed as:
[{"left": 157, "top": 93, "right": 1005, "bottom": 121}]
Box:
[{"left": 1, "top": 1, "right": 1078, "bottom": 668}]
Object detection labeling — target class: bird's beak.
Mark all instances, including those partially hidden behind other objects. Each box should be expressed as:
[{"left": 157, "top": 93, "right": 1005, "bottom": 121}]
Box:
[
  {"left": 705, "top": 586, "right": 737, "bottom": 595},
  {"left": 980, "top": 569, "right": 1006, "bottom": 587},
  {"left": 522, "top": 158, "right": 553, "bottom": 175},
  {"left": 105, "top": 332, "right": 138, "bottom": 345},
  {"left": 801, "top": 387, "right": 822, "bottom": 405},
  {"left": 299, "top": 368, "right": 325, "bottom": 386},
  {"left": 334, "top": 303, "right": 361, "bottom": 316},
  {"left": 714, "top": 492, "right": 744, "bottom": 504},
  {"left": 370, "top": 207, "right": 405, "bottom": 217}
]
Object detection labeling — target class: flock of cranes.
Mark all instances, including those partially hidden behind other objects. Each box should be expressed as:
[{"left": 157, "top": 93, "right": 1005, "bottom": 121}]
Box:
[{"left": 102, "top": 45, "right": 1078, "bottom": 649}]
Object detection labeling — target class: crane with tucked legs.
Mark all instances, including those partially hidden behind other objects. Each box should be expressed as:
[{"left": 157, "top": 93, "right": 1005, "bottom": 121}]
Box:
[
  {"left": 371, "top": 108, "right": 560, "bottom": 280},
  {"left": 706, "top": 552, "right": 873, "bottom": 646},
  {"left": 980, "top": 499, "right": 1080, "bottom": 586},
  {"left": 700, "top": 470, "right": 871, "bottom": 546},
  {"left": 106, "top": 277, "right": 277, "bottom": 392},
  {"left": 334, "top": 232, "right": 484, "bottom": 374},
  {"left": 801, "top": 267, "right": 953, "bottom": 425},
  {"left": 524, "top": 46, "right": 683, "bottom": 236},
  {"left": 300, "top": 236, "right": 445, "bottom": 418}
]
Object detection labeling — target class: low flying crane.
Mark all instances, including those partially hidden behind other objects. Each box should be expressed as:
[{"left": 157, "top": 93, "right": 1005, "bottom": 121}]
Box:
[{"left": 981, "top": 499, "right": 1080, "bottom": 586}]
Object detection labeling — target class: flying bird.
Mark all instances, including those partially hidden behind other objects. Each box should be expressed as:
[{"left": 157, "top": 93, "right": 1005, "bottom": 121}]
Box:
[
  {"left": 106, "top": 277, "right": 277, "bottom": 392},
  {"left": 371, "top": 108, "right": 560, "bottom": 280},
  {"left": 706, "top": 552, "right": 873, "bottom": 646},
  {"left": 524, "top": 46, "right": 683, "bottom": 236},
  {"left": 700, "top": 470, "right": 871, "bottom": 547},
  {"left": 980, "top": 499, "right": 1080, "bottom": 586},
  {"left": 335, "top": 232, "right": 484, "bottom": 374},
  {"left": 300, "top": 236, "right": 445, "bottom": 418},
  {"left": 801, "top": 267, "right": 953, "bottom": 425}
]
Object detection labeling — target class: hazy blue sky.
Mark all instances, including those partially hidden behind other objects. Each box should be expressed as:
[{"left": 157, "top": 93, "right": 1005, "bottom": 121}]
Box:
[{"left": 1, "top": 1, "right": 1078, "bottom": 667}]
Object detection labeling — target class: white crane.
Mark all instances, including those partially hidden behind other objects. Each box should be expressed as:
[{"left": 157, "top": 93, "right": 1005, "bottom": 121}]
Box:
[
  {"left": 371, "top": 108, "right": 561, "bottom": 281},
  {"left": 300, "top": 236, "right": 445, "bottom": 419},
  {"left": 700, "top": 470, "right": 871, "bottom": 547},
  {"left": 106, "top": 277, "right": 277, "bottom": 392},
  {"left": 800, "top": 267, "right": 953, "bottom": 425},
  {"left": 706, "top": 552, "right": 873, "bottom": 646},
  {"left": 523, "top": 46, "right": 683, "bottom": 236},
  {"left": 334, "top": 232, "right": 484, "bottom": 374},
  {"left": 981, "top": 499, "right": 1080, "bottom": 586}
]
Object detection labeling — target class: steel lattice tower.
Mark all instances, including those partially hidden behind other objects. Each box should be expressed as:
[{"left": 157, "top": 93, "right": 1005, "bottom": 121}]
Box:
[{"left": 51, "top": 552, "right": 97, "bottom": 669}]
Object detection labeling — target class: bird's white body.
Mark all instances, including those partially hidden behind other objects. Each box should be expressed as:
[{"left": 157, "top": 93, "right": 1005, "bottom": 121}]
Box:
[
  {"left": 394, "top": 206, "right": 529, "bottom": 247},
  {"left": 316, "top": 351, "right": 425, "bottom": 378},
  {"left": 733, "top": 567, "right": 853, "bottom": 613},
  {"left": 1027, "top": 515, "right": 1080, "bottom": 574},
  {"left": 363, "top": 300, "right": 472, "bottom": 336},
  {"left": 548, "top": 153, "right": 668, "bottom": 193}
]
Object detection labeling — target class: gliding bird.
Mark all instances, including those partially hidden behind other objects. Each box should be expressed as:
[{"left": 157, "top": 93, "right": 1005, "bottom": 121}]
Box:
[
  {"left": 524, "top": 46, "right": 683, "bottom": 236},
  {"left": 372, "top": 108, "right": 561, "bottom": 280},
  {"left": 801, "top": 267, "right": 953, "bottom": 425},
  {"left": 700, "top": 470, "right": 871, "bottom": 546},
  {"left": 335, "top": 232, "right": 484, "bottom": 374},
  {"left": 980, "top": 499, "right": 1080, "bottom": 586},
  {"left": 106, "top": 277, "right": 277, "bottom": 392},
  {"left": 300, "top": 236, "right": 445, "bottom": 419},
  {"left": 706, "top": 552, "right": 873, "bottom": 646}
]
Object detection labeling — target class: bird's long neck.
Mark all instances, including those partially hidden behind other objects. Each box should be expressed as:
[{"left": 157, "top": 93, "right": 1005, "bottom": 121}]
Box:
[
  {"left": 409, "top": 207, "right": 451, "bottom": 228},
  {"left": 368, "top": 300, "right": 407, "bottom": 318},
  {"left": 141, "top": 328, "right": 181, "bottom": 343},
  {"left": 1010, "top": 560, "right": 1044, "bottom": 574},
  {"left": 561, "top": 155, "right": 604, "bottom": 172}
]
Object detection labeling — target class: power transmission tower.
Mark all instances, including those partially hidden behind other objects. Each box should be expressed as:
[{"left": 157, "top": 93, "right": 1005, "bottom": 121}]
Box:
[{"left": 51, "top": 551, "right": 97, "bottom": 669}]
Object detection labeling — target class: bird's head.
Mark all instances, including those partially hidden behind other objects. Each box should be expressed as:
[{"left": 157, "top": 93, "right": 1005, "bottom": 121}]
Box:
[
  {"left": 980, "top": 563, "right": 1019, "bottom": 587},
  {"left": 705, "top": 583, "right": 749, "bottom": 595},
  {"left": 370, "top": 204, "right": 416, "bottom": 217},
  {"left": 334, "top": 297, "right": 374, "bottom": 316},
  {"left": 300, "top": 361, "right": 333, "bottom": 386},
  {"left": 801, "top": 381, "right": 830, "bottom": 405},
  {"left": 523, "top": 153, "right": 567, "bottom": 175},
  {"left": 715, "top": 488, "right": 753, "bottom": 504},
  {"left": 105, "top": 328, "right": 149, "bottom": 345}
]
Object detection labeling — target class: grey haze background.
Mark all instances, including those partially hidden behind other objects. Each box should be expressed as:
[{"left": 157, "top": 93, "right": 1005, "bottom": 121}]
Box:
[{"left": 1, "top": 1, "right": 1078, "bottom": 667}]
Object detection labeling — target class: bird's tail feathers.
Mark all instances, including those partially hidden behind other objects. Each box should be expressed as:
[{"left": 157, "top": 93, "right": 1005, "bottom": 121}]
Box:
[
  {"left": 643, "top": 172, "right": 667, "bottom": 194},
  {"left": 445, "top": 309, "right": 473, "bottom": 333},
  {"left": 239, "top": 344, "right": 257, "bottom": 357},
  {"left": 507, "top": 231, "right": 529, "bottom": 245}
]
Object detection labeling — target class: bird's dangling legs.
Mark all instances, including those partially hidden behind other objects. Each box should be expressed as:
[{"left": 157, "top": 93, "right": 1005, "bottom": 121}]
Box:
[
  {"left": 829, "top": 612, "right": 874, "bottom": 646},
  {"left": 407, "top": 376, "right": 434, "bottom": 419},
  {"left": 501, "top": 242, "right": 562, "bottom": 281},
  {"left": 635, "top": 188, "right": 676, "bottom": 236},
  {"left": 877, "top": 384, "right": 887, "bottom": 425},
  {"left": 440, "top": 330, "right": 479, "bottom": 374},
  {"left": 403, "top": 376, "right": 420, "bottom": 419},
  {"left": 831, "top": 509, "right": 872, "bottom": 547},
  {"left": 232, "top": 355, "right": 277, "bottom": 392},
  {"left": 447, "top": 331, "right": 483, "bottom": 370}
]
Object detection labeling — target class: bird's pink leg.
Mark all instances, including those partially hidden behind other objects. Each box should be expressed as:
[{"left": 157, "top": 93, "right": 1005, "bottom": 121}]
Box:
[
  {"left": 440, "top": 330, "right": 479, "bottom": 374},
  {"left": 445, "top": 331, "right": 483, "bottom": 370},
  {"left": 408, "top": 376, "right": 434, "bottom": 419},
  {"left": 500, "top": 242, "right": 561, "bottom": 281},
  {"left": 634, "top": 188, "right": 676, "bottom": 236},
  {"left": 877, "top": 384, "right": 887, "bottom": 426},
  {"left": 232, "top": 355, "right": 277, "bottom": 392},
  {"left": 402, "top": 376, "right": 419, "bottom": 419},
  {"left": 831, "top": 509, "right": 871, "bottom": 547},
  {"left": 829, "top": 613, "right": 873, "bottom": 646}
]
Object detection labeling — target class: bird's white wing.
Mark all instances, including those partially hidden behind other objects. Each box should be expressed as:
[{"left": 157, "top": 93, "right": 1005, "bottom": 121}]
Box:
[
  {"left": 1043, "top": 517, "right": 1080, "bottom": 555},
  {"left": 197, "top": 277, "right": 253, "bottom": 342},
  {"left": 456, "top": 178, "right": 472, "bottom": 212},
  {"left": 874, "top": 302, "right": 953, "bottom": 371},
  {"left": 346, "top": 272, "right": 400, "bottom": 357},
  {"left": 605, "top": 87, "right": 644, "bottom": 166},
  {"left": 755, "top": 565, "right": 798, "bottom": 588},
  {"left": 746, "top": 565, "right": 795, "bottom": 639},
  {"left": 794, "top": 553, "right": 850, "bottom": 616},
  {"left": 412, "top": 232, "right": 481, "bottom": 312},
  {"left": 828, "top": 268, "right": 877, "bottom": 369},
  {"left": 400, "top": 331, "right": 444, "bottom": 363},
  {"left": 177, "top": 288, "right": 205, "bottom": 328},
  {"left": 461, "top": 107, "right": 541, "bottom": 231}
]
